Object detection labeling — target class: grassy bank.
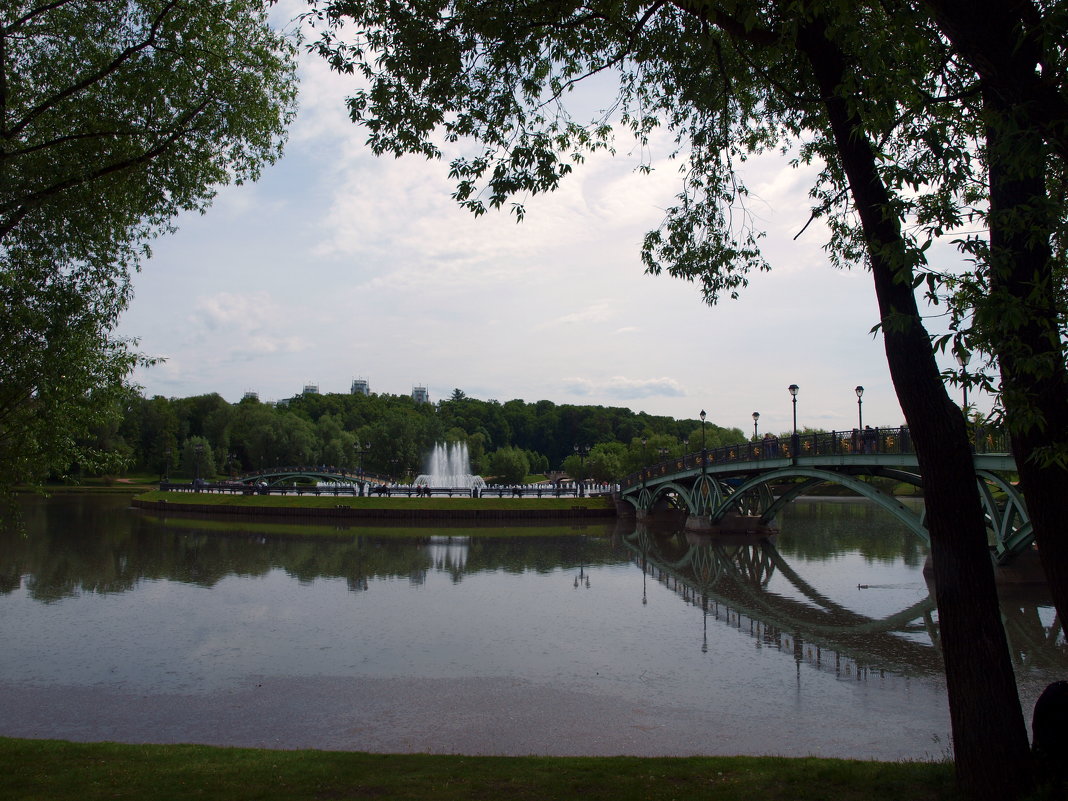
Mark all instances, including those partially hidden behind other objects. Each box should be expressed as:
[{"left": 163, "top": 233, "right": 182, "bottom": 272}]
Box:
[
  {"left": 0, "top": 738, "right": 959, "bottom": 801},
  {"left": 134, "top": 490, "right": 615, "bottom": 512},
  {"left": 30, "top": 477, "right": 158, "bottom": 494}
]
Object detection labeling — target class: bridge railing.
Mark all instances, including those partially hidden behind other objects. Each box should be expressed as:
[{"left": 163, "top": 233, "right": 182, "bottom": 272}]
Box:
[
  {"left": 160, "top": 481, "right": 363, "bottom": 496},
  {"left": 620, "top": 425, "right": 1010, "bottom": 491},
  {"left": 157, "top": 480, "right": 617, "bottom": 499}
]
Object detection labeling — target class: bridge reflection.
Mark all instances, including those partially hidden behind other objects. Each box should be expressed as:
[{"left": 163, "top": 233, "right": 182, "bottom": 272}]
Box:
[{"left": 618, "top": 525, "right": 1064, "bottom": 681}]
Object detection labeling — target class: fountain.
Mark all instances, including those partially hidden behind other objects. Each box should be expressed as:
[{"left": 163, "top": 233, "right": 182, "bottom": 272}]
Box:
[{"left": 414, "top": 442, "right": 486, "bottom": 489}]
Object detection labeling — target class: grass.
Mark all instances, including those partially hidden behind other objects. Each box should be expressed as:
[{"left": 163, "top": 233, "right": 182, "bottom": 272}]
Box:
[
  {"left": 135, "top": 490, "right": 615, "bottom": 512},
  {"left": 0, "top": 738, "right": 962, "bottom": 801},
  {"left": 28, "top": 476, "right": 159, "bottom": 494}
]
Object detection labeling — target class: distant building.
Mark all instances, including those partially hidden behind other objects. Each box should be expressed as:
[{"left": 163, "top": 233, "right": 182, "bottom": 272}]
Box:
[
  {"left": 412, "top": 386, "right": 429, "bottom": 404},
  {"left": 351, "top": 378, "right": 370, "bottom": 396},
  {"left": 302, "top": 383, "right": 319, "bottom": 396},
  {"left": 241, "top": 390, "right": 259, "bottom": 402}
]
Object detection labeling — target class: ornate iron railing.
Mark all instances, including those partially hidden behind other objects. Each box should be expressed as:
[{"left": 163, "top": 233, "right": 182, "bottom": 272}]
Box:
[{"left": 619, "top": 426, "right": 1011, "bottom": 491}]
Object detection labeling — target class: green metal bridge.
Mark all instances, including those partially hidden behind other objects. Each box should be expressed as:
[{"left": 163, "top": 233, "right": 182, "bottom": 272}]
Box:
[{"left": 619, "top": 427, "right": 1031, "bottom": 564}]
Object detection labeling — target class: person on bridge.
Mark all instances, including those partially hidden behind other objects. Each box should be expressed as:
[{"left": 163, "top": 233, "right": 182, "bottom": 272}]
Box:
[{"left": 863, "top": 425, "right": 877, "bottom": 454}]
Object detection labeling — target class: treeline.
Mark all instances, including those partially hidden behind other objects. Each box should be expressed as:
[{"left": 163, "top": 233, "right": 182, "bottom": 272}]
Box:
[{"left": 89, "top": 389, "right": 746, "bottom": 483}]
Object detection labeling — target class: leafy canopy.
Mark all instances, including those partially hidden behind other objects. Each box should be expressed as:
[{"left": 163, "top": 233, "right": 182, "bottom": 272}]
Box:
[
  {"left": 303, "top": 0, "right": 1066, "bottom": 430},
  {"left": 0, "top": 0, "right": 297, "bottom": 492}
]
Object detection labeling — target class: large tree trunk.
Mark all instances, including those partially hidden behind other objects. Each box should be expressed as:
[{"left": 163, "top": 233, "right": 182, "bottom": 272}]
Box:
[
  {"left": 984, "top": 109, "right": 1068, "bottom": 632},
  {"left": 964, "top": 2, "right": 1068, "bottom": 655},
  {"left": 796, "top": 16, "right": 1034, "bottom": 800}
]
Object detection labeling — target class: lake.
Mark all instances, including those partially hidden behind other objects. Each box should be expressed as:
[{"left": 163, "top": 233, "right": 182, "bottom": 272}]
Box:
[{"left": 0, "top": 493, "right": 1062, "bottom": 759}]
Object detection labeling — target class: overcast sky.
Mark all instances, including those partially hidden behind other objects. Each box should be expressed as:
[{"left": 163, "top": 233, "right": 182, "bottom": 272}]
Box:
[{"left": 116, "top": 2, "right": 983, "bottom": 438}]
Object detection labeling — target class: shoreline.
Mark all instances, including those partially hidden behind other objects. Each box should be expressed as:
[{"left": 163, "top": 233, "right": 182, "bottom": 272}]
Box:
[{"left": 131, "top": 490, "right": 620, "bottom": 521}]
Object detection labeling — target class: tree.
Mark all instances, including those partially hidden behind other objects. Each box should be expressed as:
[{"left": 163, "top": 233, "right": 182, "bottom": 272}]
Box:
[
  {"left": 181, "top": 435, "right": 216, "bottom": 480},
  {"left": 488, "top": 446, "right": 529, "bottom": 484},
  {"left": 302, "top": 2, "right": 1053, "bottom": 795},
  {"left": 586, "top": 442, "right": 625, "bottom": 482},
  {"left": 0, "top": 262, "right": 141, "bottom": 494},
  {"left": 0, "top": 0, "right": 297, "bottom": 492},
  {"left": 918, "top": 0, "right": 1068, "bottom": 660}
]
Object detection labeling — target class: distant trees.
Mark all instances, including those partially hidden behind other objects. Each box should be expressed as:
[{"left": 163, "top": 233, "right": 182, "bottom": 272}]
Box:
[{"left": 99, "top": 389, "right": 728, "bottom": 482}]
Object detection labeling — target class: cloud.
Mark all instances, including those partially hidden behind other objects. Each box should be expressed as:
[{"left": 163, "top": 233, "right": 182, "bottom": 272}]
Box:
[
  {"left": 543, "top": 300, "right": 616, "bottom": 327},
  {"left": 562, "top": 376, "right": 687, "bottom": 400},
  {"left": 187, "top": 292, "right": 309, "bottom": 355}
]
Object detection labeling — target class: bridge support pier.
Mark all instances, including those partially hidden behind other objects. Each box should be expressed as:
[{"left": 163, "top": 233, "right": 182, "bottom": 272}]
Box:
[
  {"left": 685, "top": 512, "right": 779, "bottom": 538},
  {"left": 922, "top": 549, "right": 1048, "bottom": 586}
]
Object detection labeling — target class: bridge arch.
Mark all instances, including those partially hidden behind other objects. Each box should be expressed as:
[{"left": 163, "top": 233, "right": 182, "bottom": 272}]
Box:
[{"left": 723, "top": 467, "right": 930, "bottom": 543}]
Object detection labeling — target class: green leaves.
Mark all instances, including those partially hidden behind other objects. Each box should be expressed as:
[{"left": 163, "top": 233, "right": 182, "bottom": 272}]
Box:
[{"left": 0, "top": 1, "right": 298, "bottom": 492}]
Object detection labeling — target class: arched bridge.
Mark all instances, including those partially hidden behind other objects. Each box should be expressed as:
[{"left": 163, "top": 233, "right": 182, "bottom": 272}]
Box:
[
  {"left": 619, "top": 427, "right": 1030, "bottom": 564},
  {"left": 234, "top": 465, "right": 388, "bottom": 492}
]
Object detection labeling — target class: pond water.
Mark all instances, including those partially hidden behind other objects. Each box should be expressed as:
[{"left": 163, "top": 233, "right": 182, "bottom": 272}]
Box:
[{"left": 0, "top": 493, "right": 1063, "bottom": 759}]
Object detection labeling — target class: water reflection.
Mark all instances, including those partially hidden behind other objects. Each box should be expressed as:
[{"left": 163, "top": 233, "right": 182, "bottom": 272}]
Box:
[
  {"left": 1, "top": 493, "right": 1064, "bottom": 758},
  {"left": 1, "top": 494, "right": 620, "bottom": 600},
  {"left": 622, "top": 525, "right": 941, "bottom": 678},
  {"left": 617, "top": 505, "right": 1063, "bottom": 692},
  {"left": 4, "top": 495, "right": 1063, "bottom": 683}
]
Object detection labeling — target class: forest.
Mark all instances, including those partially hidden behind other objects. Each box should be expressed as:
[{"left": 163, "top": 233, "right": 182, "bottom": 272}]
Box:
[{"left": 86, "top": 388, "right": 748, "bottom": 484}]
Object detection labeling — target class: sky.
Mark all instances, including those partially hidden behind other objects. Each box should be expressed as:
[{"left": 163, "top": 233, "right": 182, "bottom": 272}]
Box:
[{"left": 115, "top": 2, "right": 983, "bottom": 439}]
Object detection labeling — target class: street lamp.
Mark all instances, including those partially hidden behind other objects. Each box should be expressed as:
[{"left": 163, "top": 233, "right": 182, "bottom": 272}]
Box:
[
  {"left": 699, "top": 409, "right": 707, "bottom": 475},
  {"left": 354, "top": 441, "right": 369, "bottom": 495},
  {"left": 161, "top": 447, "right": 171, "bottom": 484},
  {"left": 752, "top": 411, "right": 760, "bottom": 441},
  {"left": 855, "top": 386, "right": 864, "bottom": 429},
  {"left": 573, "top": 444, "right": 589, "bottom": 496},
  {"left": 955, "top": 349, "right": 971, "bottom": 413},
  {"left": 193, "top": 442, "right": 204, "bottom": 488},
  {"left": 788, "top": 385, "right": 799, "bottom": 456}
]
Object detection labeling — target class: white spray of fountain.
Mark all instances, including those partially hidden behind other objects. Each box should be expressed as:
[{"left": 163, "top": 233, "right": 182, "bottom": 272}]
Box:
[{"left": 414, "top": 442, "right": 486, "bottom": 489}]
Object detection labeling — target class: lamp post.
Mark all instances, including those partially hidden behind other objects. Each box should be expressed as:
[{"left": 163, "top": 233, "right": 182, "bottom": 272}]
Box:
[
  {"left": 699, "top": 409, "right": 707, "bottom": 475},
  {"left": 855, "top": 386, "right": 864, "bottom": 429},
  {"left": 752, "top": 411, "right": 760, "bottom": 441},
  {"left": 161, "top": 447, "right": 171, "bottom": 485},
  {"left": 788, "top": 385, "right": 799, "bottom": 456},
  {"left": 193, "top": 442, "right": 204, "bottom": 489},
  {"left": 955, "top": 349, "right": 971, "bottom": 414},
  {"left": 573, "top": 444, "right": 589, "bottom": 496},
  {"left": 354, "top": 441, "right": 369, "bottom": 495}
]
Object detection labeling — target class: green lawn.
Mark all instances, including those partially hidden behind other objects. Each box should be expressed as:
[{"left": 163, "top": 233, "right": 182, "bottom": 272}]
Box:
[
  {"left": 0, "top": 739, "right": 962, "bottom": 801},
  {"left": 135, "top": 490, "right": 614, "bottom": 512}
]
